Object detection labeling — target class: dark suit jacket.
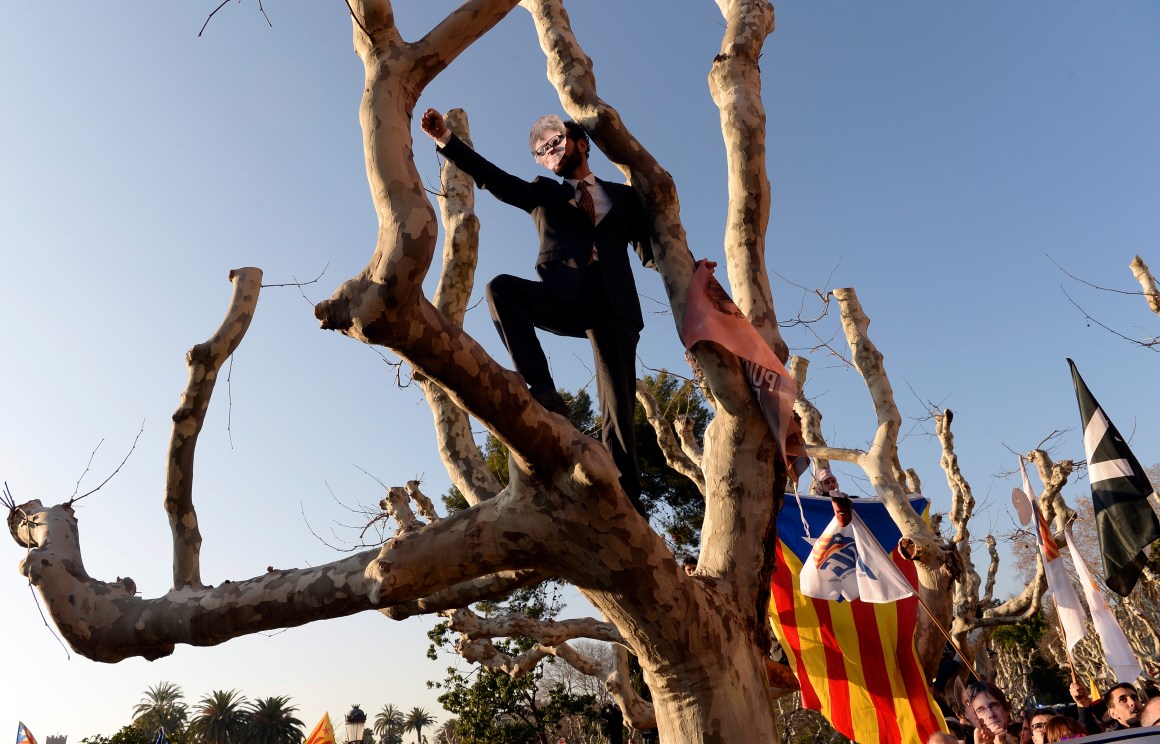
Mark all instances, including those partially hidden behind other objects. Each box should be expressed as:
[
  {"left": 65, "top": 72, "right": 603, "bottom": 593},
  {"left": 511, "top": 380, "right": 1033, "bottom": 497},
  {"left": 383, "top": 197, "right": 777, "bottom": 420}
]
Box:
[{"left": 440, "top": 133, "right": 654, "bottom": 330}]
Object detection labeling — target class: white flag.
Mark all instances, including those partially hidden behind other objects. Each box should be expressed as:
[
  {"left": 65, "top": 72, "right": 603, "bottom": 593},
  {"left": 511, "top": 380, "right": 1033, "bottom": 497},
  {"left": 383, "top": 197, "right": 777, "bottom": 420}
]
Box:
[
  {"left": 1065, "top": 528, "right": 1142, "bottom": 683},
  {"left": 1016, "top": 461, "right": 1087, "bottom": 650},
  {"left": 800, "top": 512, "right": 915, "bottom": 603}
]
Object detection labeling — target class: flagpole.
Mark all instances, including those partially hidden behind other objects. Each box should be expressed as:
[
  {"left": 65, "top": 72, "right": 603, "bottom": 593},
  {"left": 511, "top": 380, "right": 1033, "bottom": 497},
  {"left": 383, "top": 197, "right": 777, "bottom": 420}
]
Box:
[
  {"left": 1049, "top": 593, "right": 1080, "bottom": 687},
  {"left": 912, "top": 593, "right": 981, "bottom": 683}
]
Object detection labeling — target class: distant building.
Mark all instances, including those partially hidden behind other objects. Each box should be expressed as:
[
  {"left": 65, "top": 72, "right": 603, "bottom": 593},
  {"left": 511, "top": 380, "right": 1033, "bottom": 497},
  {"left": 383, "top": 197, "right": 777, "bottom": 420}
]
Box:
[{"left": 46, "top": 736, "right": 67, "bottom": 744}]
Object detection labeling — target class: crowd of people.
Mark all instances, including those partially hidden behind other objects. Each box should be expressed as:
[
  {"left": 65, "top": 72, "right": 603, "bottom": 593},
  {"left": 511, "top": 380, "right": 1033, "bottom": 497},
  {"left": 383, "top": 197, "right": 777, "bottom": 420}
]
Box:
[
  {"left": 929, "top": 677, "right": 1160, "bottom": 743},
  {"left": 797, "top": 469, "right": 1160, "bottom": 744}
]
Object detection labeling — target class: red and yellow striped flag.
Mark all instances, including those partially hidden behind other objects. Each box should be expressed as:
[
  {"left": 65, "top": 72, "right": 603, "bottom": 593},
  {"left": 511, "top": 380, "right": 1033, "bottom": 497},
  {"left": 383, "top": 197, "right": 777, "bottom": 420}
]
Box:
[
  {"left": 303, "top": 714, "right": 336, "bottom": 744},
  {"left": 770, "top": 495, "right": 946, "bottom": 744}
]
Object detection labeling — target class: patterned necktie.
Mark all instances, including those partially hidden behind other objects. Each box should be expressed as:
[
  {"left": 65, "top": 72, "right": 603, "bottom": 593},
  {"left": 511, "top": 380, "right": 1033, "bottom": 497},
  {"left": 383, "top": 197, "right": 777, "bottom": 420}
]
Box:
[{"left": 576, "top": 180, "right": 596, "bottom": 225}]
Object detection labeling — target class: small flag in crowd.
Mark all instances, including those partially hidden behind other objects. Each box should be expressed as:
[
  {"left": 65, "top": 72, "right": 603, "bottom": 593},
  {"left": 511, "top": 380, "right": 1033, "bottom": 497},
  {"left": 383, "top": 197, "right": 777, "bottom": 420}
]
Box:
[
  {"left": 152, "top": 729, "right": 168, "bottom": 744},
  {"left": 1068, "top": 359, "right": 1160, "bottom": 595},
  {"left": 682, "top": 259, "right": 808, "bottom": 481},
  {"left": 16, "top": 723, "right": 37, "bottom": 744},
  {"left": 1013, "top": 459, "right": 1087, "bottom": 650},
  {"left": 1065, "top": 527, "right": 1143, "bottom": 683},
  {"left": 770, "top": 494, "right": 946, "bottom": 744},
  {"left": 303, "top": 714, "right": 336, "bottom": 744}
]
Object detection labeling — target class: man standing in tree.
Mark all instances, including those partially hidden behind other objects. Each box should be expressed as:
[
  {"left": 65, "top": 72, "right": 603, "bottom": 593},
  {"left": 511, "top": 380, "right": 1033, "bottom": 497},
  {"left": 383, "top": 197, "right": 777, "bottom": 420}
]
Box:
[{"left": 420, "top": 108, "right": 654, "bottom": 512}]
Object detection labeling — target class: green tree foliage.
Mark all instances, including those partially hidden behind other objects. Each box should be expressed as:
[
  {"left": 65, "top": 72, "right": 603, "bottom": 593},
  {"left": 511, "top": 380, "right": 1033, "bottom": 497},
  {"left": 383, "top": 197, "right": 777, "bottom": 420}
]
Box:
[
  {"left": 429, "top": 584, "right": 601, "bottom": 743},
  {"left": 83, "top": 725, "right": 193, "bottom": 744},
  {"left": 189, "top": 690, "right": 249, "bottom": 744},
  {"left": 992, "top": 610, "right": 1070, "bottom": 704},
  {"left": 402, "top": 708, "right": 435, "bottom": 744},
  {"left": 441, "top": 373, "right": 709, "bottom": 556},
  {"left": 434, "top": 663, "right": 596, "bottom": 744},
  {"left": 632, "top": 371, "right": 710, "bottom": 553},
  {"left": 442, "top": 390, "right": 596, "bottom": 515},
  {"left": 373, "top": 704, "right": 405, "bottom": 744},
  {"left": 431, "top": 719, "right": 458, "bottom": 744},
  {"left": 238, "top": 697, "right": 304, "bottom": 744},
  {"left": 132, "top": 682, "right": 189, "bottom": 737}
]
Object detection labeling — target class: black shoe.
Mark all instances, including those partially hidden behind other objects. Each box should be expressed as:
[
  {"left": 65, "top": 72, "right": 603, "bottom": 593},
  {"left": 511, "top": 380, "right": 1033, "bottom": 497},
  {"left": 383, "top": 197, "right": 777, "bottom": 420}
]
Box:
[{"left": 530, "top": 387, "right": 568, "bottom": 417}]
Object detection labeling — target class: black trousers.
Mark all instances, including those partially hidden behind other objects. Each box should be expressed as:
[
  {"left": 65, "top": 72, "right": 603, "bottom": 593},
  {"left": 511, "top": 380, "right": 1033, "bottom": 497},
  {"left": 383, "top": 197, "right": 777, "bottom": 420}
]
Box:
[{"left": 486, "top": 268, "right": 641, "bottom": 504}]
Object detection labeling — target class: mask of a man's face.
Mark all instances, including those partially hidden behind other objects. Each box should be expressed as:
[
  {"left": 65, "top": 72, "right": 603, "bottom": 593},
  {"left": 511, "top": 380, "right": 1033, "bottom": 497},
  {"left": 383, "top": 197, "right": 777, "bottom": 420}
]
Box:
[{"left": 534, "top": 131, "right": 568, "bottom": 172}]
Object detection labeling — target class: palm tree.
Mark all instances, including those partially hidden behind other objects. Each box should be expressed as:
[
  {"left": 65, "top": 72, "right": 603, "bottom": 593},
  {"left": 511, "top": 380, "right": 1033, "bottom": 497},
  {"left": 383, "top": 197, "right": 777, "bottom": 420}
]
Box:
[
  {"left": 132, "top": 681, "right": 188, "bottom": 737},
  {"left": 239, "top": 696, "right": 303, "bottom": 744},
  {"left": 431, "top": 720, "right": 457, "bottom": 744},
  {"left": 189, "top": 689, "right": 248, "bottom": 744},
  {"left": 402, "top": 709, "right": 434, "bottom": 744},
  {"left": 372, "top": 705, "right": 404, "bottom": 744}
]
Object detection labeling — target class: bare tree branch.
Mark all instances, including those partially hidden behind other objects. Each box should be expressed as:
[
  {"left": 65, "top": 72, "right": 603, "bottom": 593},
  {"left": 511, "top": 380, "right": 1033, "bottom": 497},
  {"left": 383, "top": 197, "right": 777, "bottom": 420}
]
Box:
[
  {"left": 166, "top": 267, "right": 263, "bottom": 590},
  {"left": 635, "top": 380, "right": 705, "bottom": 493},
  {"left": 1129, "top": 255, "right": 1160, "bottom": 316}
]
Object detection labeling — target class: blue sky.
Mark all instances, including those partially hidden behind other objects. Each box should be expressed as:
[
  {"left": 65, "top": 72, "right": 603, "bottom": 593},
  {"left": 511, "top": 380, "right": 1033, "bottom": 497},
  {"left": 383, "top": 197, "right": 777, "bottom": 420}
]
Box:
[{"left": 2, "top": 1, "right": 1159, "bottom": 739}]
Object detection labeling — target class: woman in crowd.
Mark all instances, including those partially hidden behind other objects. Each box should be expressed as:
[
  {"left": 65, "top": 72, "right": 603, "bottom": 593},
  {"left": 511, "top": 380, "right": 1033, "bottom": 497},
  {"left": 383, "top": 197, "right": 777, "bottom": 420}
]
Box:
[{"left": 1043, "top": 715, "right": 1086, "bottom": 742}]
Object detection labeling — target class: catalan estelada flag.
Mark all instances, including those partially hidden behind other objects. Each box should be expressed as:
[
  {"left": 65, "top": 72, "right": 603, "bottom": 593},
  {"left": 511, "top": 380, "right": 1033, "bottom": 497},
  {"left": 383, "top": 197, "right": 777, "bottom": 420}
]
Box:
[
  {"left": 303, "top": 714, "right": 336, "bottom": 744},
  {"left": 770, "top": 494, "right": 945, "bottom": 744},
  {"left": 16, "top": 723, "right": 38, "bottom": 744}
]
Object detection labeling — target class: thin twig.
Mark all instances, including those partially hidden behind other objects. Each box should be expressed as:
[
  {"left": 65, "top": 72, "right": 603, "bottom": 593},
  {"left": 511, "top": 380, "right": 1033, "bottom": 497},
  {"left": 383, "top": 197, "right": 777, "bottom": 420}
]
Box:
[
  {"left": 640, "top": 291, "right": 672, "bottom": 316},
  {"left": 300, "top": 497, "right": 359, "bottom": 552},
  {"left": 1061, "top": 287, "right": 1158, "bottom": 351},
  {"left": 70, "top": 439, "right": 105, "bottom": 500},
  {"left": 198, "top": 0, "right": 231, "bottom": 37},
  {"left": 262, "top": 263, "right": 329, "bottom": 288},
  {"left": 366, "top": 346, "right": 411, "bottom": 387},
  {"left": 227, "top": 354, "right": 235, "bottom": 450},
  {"left": 257, "top": 0, "right": 272, "bottom": 28},
  {"left": 1035, "top": 429, "right": 1068, "bottom": 451},
  {"left": 70, "top": 423, "right": 146, "bottom": 504},
  {"left": 1047, "top": 254, "right": 1147, "bottom": 296},
  {"left": 199, "top": 0, "right": 272, "bottom": 37},
  {"left": 28, "top": 582, "right": 72, "bottom": 660}
]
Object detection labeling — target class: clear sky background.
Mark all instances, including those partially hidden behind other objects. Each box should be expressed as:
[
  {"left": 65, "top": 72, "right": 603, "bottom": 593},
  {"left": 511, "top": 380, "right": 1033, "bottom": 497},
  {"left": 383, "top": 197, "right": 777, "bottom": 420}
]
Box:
[{"left": 2, "top": 1, "right": 1159, "bottom": 740}]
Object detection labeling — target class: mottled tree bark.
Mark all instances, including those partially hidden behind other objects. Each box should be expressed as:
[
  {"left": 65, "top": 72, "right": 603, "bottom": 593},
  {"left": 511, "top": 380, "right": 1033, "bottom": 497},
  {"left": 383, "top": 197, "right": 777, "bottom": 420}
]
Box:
[
  {"left": 416, "top": 109, "right": 503, "bottom": 506},
  {"left": 1129, "top": 254, "right": 1160, "bottom": 317},
  {"left": 6, "top": 2, "right": 791, "bottom": 742},
  {"left": 167, "top": 267, "right": 262, "bottom": 590}
]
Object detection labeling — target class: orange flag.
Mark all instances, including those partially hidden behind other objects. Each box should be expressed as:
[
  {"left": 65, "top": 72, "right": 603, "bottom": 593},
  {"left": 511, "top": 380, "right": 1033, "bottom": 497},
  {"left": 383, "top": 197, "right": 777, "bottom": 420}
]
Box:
[
  {"left": 682, "top": 259, "right": 807, "bottom": 481},
  {"left": 304, "top": 714, "right": 336, "bottom": 744}
]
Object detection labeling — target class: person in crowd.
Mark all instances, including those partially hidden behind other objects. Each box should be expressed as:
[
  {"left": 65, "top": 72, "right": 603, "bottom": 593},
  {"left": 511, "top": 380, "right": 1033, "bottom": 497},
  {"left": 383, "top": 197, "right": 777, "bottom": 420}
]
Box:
[
  {"left": 1027, "top": 709, "right": 1057, "bottom": 744},
  {"left": 1069, "top": 680, "right": 1104, "bottom": 734},
  {"left": 928, "top": 732, "right": 961, "bottom": 744},
  {"left": 1102, "top": 683, "right": 1143, "bottom": 729},
  {"left": 1042, "top": 715, "right": 1086, "bottom": 743},
  {"left": 1071, "top": 680, "right": 1143, "bottom": 733},
  {"left": 966, "top": 681, "right": 1019, "bottom": 744},
  {"left": 682, "top": 556, "right": 697, "bottom": 576},
  {"left": 1140, "top": 695, "right": 1160, "bottom": 727},
  {"left": 953, "top": 678, "right": 982, "bottom": 735},
  {"left": 943, "top": 718, "right": 969, "bottom": 744}
]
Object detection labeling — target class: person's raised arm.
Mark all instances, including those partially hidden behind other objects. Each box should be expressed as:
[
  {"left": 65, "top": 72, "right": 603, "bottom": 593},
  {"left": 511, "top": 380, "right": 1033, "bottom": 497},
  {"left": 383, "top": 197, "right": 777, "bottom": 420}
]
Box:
[{"left": 420, "top": 107, "right": 452, "bottom": 147}]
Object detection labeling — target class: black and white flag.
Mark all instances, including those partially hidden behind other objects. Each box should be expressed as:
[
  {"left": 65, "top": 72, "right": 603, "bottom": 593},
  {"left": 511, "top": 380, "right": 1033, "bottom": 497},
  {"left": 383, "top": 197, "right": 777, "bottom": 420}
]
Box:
[{"left": 1068, "top": 358, "right": 1160, "bottom": 596}]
